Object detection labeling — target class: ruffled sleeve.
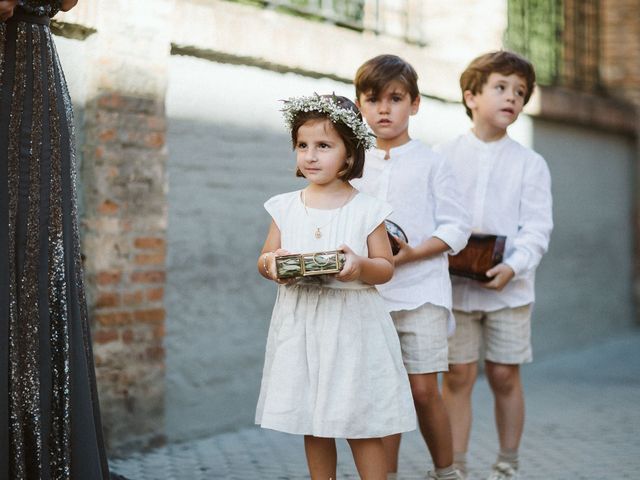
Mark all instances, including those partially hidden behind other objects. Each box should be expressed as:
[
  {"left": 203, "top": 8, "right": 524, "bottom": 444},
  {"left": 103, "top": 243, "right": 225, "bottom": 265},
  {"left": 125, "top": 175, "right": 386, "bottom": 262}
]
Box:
[
  {"left": 264, "top": 191, "right": 298, "bottom": 230},
  {"left": 361, "top": 194, "right": 393, "bottom": 236},
  {"left": 263, "top": 195, "right": 282, "bottom": 228}
]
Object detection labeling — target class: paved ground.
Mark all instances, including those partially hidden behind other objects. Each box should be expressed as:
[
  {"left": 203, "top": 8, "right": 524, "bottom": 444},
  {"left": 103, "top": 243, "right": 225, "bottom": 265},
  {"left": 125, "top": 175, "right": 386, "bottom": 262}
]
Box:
[{"left": 110, "top": 329, "right": 640, "bottom": 479}]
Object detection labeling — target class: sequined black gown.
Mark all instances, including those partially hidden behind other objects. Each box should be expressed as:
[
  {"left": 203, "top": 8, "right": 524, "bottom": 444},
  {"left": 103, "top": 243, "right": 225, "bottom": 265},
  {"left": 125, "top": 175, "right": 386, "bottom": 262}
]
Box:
[{"left": 0, "top": 2, "right": 110, "bottom": 479}]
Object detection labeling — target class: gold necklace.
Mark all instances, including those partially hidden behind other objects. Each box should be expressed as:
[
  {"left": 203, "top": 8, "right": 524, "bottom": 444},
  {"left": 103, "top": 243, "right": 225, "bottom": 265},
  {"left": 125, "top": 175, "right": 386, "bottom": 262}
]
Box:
[{"left": 302, "top": 188, "right": 354, "bottom": 239}]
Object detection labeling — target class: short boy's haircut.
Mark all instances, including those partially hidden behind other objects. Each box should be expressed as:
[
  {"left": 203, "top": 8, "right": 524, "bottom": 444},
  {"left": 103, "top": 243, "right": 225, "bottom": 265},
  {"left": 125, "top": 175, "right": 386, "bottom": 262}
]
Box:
[
  {"left": 460, "top": 50, "right": 536, "bottom": 119},
  {"left": 290, "top": 95, "right": 366, "bottom": 181},
  {"left": 354, "top": 54, "right": 419, "bottom": 101}
]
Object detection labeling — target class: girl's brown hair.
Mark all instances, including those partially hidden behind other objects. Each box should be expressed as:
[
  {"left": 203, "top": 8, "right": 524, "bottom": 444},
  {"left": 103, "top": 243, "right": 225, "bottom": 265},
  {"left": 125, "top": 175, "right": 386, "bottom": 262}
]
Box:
[{"left": 290, "top": 95, "right": 366, "bottom": 181}]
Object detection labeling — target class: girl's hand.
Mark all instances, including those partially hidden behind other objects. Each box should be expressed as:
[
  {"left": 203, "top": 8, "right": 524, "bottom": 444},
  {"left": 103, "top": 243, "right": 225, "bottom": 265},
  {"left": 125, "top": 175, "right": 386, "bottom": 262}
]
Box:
[
  {"left": 259, "top": 220, "right": 297, "bottom": 284},
  {"left": 335, "top": 244, "right": 363, "bottom": 282},
  {"left": 262, "top": 249, "right": 298, "bottom": 285},
  {"left": 271, "top": 248, "right": 298, "bottom": 285},
  {"left": 482, "top": 263, "right": 515, "bottom": 291},
  {"left": 0, "top": 0, "right": 18, "bottom": 22}
]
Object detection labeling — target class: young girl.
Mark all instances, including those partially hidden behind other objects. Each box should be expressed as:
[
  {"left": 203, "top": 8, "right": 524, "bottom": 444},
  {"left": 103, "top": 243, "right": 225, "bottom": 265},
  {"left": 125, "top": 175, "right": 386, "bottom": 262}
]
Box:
[{"left": 256, "top": 94, "right": 415, "bottom": 479}]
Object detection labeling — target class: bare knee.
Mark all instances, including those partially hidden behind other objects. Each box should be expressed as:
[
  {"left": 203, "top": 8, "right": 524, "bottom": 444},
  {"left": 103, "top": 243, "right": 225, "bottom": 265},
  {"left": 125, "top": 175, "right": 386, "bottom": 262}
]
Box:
[
  {"left": 486, "top": 362, "right": 520, "bottom": 396},
  {"left": 444, "top": 363, "right": 477, "bottom": 394},
  {"left": 410, "top": 374, "right": 440, "bottom": 408}
]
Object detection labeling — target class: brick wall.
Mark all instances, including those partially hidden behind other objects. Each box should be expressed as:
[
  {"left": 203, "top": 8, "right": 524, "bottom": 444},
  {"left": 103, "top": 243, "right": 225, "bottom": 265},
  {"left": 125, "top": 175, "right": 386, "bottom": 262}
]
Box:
[
  {"left": 600, "top": 0, "right": 640, "bottom": 106},
  {"left": 562, "top": 0, "right": 601, "bottom": 91},
  {"left": 76, "top": 0, "right": 174, "bottom": 453},
  {"left": 83, "top": 93, "right": 168, "bottom": 451}
]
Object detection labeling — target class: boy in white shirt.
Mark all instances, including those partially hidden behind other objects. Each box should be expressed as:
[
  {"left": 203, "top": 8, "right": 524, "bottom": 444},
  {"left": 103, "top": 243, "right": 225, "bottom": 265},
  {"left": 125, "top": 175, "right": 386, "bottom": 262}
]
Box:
[
  {"left": 352, "top": 54, "right": 471, "bottom": 480},
  {"left": 437, "top": 51, "right": 553, "bottom": 480}
]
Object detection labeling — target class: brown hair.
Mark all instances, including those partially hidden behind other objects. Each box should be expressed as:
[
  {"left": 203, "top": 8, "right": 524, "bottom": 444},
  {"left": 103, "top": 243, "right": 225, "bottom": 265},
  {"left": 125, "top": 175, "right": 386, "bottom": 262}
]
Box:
[
  {"left": 460, "top": 50, "right": 536, "bottom": 119},
  {"left": 354, "top": 54, "right": 419, "bottom": 101},
  {"left": 290, "top": 95, "right": 366, "bottom": 181}
]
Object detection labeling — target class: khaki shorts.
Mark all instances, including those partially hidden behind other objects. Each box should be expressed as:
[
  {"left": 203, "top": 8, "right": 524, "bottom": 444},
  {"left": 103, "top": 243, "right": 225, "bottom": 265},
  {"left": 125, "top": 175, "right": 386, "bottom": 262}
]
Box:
[
  {"left": 448, "top": 304, "right": 533, "bottom": 365},
  {"left": 390, "top": 303, "right": 449, "bottom": 374}
]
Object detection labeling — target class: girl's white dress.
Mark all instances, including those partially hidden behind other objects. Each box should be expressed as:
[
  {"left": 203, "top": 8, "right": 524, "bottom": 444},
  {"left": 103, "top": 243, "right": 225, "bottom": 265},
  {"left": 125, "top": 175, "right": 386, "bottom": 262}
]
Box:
[{"left": 255, "top": 190, "right": 416, "bottom": 438}]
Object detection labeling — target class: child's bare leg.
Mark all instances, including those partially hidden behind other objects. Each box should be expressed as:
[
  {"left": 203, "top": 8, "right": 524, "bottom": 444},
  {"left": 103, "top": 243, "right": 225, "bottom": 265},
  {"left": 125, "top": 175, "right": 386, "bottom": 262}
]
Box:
[
  {"left": 442, "top": 362, "right": 478, "bottom": 454},
  {"left": 347, "top": 438, "right": 387, "bottom": 480},
  {"left": 410, "top": 372, "right": 454, "bottom": 468},
  {"left": 485, "top": 361, "right": 524, "bottom": 451},
  {"left": 304, "top": 435, "right": 337, "bottom": 480},
  {"left": 381, "top": 433, "right": 401, "bottom": 473}
]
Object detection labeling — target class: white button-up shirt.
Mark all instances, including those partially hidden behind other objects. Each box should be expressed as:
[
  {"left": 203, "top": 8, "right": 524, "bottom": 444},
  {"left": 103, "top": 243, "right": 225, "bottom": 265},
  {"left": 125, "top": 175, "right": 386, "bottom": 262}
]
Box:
[
  {"left": 351, "top": 140, "right": 471, "bottom": 313},
  {"left": 435, "top": 131, "right": 553, "bottom": 312}
]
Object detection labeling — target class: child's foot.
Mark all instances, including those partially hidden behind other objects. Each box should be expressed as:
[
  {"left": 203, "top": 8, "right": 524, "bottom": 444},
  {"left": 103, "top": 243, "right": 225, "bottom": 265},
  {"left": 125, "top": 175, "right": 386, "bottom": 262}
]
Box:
[
  {"left": 486, "top": 462, "right": 519, "bottom": 480},
  {"left": 452, "top": 465, "right": 467, "bottom": 480},
  {"left": 427, "top": 469, "right": 465, "bottom": 480}
]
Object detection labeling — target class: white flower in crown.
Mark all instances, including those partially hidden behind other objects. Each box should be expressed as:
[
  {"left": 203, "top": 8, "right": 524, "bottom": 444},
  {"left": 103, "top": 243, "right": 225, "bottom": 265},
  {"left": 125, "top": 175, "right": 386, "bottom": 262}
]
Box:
[{"left": 281, "top": 94, "right": 377, "bottom": 151}]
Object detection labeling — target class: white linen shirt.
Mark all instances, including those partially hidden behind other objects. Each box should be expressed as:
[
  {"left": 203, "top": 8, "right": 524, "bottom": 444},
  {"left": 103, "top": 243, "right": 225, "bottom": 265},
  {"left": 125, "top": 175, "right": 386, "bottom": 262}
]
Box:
[
  {"left": 435, "top": 131, "right": 553, "bottom": 312},
  {"left": 351, "top": 139, "right": 471, "bottom": 313}
]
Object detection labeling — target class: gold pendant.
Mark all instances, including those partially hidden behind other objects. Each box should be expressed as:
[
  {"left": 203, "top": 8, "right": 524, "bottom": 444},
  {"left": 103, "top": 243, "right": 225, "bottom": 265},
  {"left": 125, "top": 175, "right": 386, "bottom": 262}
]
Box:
[{"left": 315, "top": 228, "right": 322, "bottom": 239}]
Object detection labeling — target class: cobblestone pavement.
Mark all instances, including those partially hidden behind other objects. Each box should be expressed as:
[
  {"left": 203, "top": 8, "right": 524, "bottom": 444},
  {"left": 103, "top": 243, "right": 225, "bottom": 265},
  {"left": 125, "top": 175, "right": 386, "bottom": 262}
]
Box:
[{"left": 110, "top": 329, "right": 640, "bottom": 479}]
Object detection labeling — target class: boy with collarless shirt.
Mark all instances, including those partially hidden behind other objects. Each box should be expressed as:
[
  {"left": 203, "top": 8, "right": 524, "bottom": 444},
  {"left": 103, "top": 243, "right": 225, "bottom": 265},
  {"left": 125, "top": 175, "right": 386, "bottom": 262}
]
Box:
[
  {"left": 352, "top": 54, "right": 470, "bottom": 480},
  {"left": 437, "top": 51, "right": 553, "bottom": 480}
]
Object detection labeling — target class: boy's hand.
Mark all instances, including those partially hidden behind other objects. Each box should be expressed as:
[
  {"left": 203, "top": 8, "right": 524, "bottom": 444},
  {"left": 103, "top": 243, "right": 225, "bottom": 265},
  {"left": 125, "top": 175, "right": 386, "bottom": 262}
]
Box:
[
  {"left": 482, "top": 263, "right": 515, "bottom": 291},
  {"left": 391, "top": 236, "right": 415, "bottom": 267},
  {"left": 335, "top": 244, "right": 362, "bottom": 282},
  {"left": 61, "top": 0, "right": 79, "bottom": 12}
]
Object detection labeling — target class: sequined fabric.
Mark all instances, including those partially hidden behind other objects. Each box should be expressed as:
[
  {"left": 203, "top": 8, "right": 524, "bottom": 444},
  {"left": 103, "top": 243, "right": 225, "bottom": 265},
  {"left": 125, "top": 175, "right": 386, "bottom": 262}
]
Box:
[
  {"left": 0, "top": 12, "right": 110, "bottom": 480},
  {"left": 17, "top": 0, "right": 62, "bottom": 18}
]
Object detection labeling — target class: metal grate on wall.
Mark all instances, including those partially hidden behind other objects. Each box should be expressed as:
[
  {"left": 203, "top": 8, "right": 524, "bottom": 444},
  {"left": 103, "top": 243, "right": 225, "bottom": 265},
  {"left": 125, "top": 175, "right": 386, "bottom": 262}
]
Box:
[
  {"left": 224, "top": 0, "right": 424, "bottom": 45},
  {"left": 505, "top": 0, "right": 564, "bottom": 86},
  {"left": 227, "top": 0, "right": 366, "bottom": 29},
  {"left": 561, "top": 0, "right": 601, "bottom": 91}
]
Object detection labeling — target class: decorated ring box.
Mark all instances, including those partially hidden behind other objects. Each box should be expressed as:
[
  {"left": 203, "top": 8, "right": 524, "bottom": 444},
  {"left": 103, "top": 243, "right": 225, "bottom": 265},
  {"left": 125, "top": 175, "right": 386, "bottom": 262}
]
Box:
[{"left": 276, "top": 250, "right": 346, "bottom": 280}]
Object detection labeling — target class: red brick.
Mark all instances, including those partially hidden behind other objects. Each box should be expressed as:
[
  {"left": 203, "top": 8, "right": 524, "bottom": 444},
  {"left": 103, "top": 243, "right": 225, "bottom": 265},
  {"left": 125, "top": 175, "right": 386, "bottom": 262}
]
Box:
[
  {"left": 99, "top": 129, "right": 117, "bottom": 142},
  {"left": 122, "top": 290, "right": 144, "bottom": 306},
  {"left": 93, "top": 354, "right": 105, "bottom": 367},
  {"left": 131, "top": 270, "right": 166, "bottom": 284},
  {"left": 134, "top": 253, "right": 166, "bottom": 266},
  {"left": 134, "top": 237, "right": 165, "bottom": 250},
  {"left": 97, "top": 93, "right": 124, "bottom": 110},
  {"left": 134, "top": 308, "right": 165, "bottom": 323},
  {"left": 145, "top": 131, "right": 165, "bottom": 149},
  {"left": 96, "top": 270, "right": 122, "bottom": 285},
  {"left": 147, "top": 116, "right": 166, "bottom": 131},
  {"left": 94, "top": 146, "right": 105, "bottom": 159},
  {"left": 95, "top": 311, "right": 133, "bottom": 326},
  {"left": 153, "top": 325, "right": 165, "bottom": 339},
  {"left": 94, "top": 329, "right": 119, "bottom": 344},
  {"left": 122, "top": 329, "right": 135, "bottom": 344},
  {"left": 146, "top": 287, "right": 164, "bottom": 302},
  {"left": 96, "top": 292, "right": 120, "bottom": 309},
  {"left": 145, "top": 346, "right": 165, "bottom": 361},
  {"left": 98, "top": 199, "right": 119, "bottom": 215}
]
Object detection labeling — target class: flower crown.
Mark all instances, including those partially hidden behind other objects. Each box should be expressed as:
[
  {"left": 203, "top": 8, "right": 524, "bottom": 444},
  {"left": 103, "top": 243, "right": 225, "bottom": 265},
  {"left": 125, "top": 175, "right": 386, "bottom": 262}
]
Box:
[{"left": 281, "top": 94, "right": 377, "bottom": 150}]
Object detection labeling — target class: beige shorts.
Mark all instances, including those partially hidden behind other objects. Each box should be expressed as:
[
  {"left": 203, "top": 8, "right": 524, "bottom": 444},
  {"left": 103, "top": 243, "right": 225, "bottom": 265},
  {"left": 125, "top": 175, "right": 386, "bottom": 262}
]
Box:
[
  {"left": 390, "top": 303, "right": 449, "bottom": 374},
  {"left": 448, "top": 304, "right": 533, "bottom": 365}
]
